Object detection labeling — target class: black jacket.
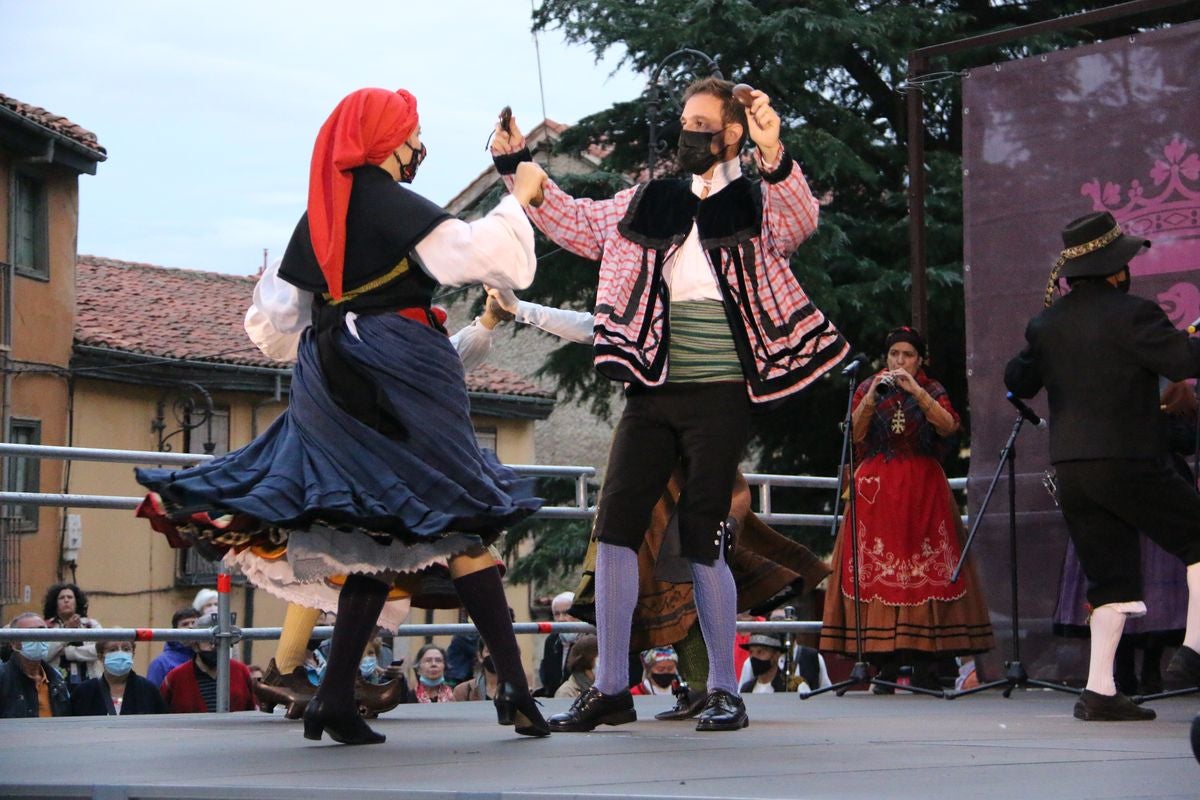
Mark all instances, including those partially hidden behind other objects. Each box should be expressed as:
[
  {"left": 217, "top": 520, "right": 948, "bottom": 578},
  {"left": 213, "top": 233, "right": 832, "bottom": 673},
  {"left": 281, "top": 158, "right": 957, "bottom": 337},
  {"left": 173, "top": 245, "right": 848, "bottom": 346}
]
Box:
[
  {"left": 69, "top": 672, "right": 167, "bottom": 716},
  {"left": 1005, "top": 281, "right": 1200, "bottom": 462},
  {"left": 0, "top": 659, "right": 71, "bottom": 718}
]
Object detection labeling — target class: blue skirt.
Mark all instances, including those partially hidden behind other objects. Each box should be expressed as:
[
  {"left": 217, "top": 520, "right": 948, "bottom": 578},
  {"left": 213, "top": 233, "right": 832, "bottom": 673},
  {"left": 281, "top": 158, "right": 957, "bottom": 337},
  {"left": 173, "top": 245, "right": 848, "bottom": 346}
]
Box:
[{"left": 136, "top": 313, "right": 541, "bottom": 576}]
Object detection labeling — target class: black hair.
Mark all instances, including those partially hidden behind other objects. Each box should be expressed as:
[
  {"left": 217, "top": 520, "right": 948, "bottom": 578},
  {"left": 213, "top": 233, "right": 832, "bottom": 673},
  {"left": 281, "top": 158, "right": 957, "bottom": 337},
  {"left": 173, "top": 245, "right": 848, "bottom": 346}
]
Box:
[
  {"left": 172, "top": 606, "right": 201, "bottom": 627},
  {"left": 42, "top": 583, "right": 88, "bottom": 621}
]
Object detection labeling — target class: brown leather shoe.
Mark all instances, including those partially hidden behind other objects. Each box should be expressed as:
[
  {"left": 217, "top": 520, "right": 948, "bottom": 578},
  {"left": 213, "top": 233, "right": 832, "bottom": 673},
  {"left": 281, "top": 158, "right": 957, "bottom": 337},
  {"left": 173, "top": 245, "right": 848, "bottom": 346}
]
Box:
[
  {"left": 253, "top": 658, "right": 316, "bottom": 720},
  {"left": 355, "top": 676, "right": 405, "bottom": 719},
  {"left": 1072, "top": 690, "right": 1156, "bottom": 721}
]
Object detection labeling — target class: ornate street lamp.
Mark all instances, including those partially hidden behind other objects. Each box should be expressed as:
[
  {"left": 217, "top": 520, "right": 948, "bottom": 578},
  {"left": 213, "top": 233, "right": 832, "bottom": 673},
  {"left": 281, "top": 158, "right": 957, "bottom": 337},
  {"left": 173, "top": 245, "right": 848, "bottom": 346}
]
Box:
[
  {"left": 151, "top": 382, "right": 215, "bottom": 453},
  {"left": 645, "top": 49, "right": 723, "bottom": 176}
]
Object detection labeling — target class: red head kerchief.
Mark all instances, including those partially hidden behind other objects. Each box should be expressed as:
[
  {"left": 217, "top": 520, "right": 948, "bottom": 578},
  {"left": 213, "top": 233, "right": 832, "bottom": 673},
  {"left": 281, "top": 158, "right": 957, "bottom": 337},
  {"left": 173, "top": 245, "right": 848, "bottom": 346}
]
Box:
[{"left": 307, "top": 87, "right": 419, "bottom": 299}]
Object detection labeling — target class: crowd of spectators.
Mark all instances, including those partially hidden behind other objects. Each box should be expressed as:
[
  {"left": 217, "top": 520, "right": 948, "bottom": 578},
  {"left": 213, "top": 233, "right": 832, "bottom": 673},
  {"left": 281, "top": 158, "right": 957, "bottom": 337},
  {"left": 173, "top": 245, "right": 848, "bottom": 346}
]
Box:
[
  {"left": 3, "top": 580, "right": 981, "bottom": 722},
  {"left": 0, "top": 586, "right": 260, "bottom": 718}
]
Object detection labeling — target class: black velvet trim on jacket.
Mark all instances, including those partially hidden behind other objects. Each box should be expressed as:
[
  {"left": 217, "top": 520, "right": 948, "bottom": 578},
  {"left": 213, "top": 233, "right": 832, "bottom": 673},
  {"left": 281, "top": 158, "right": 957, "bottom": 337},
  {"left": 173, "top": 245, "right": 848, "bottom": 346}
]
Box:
[
  {"left": 616, "top": 177, "right": 761, "bottom": 250},
  {"left": 758, "top": 150, "right": 794, "bottom": 185},
  {"left": 492, "top": 147, "right": 534, "bottom": 176},
  {"left": 278, "top": 166, "right": 450, "bottom": 294}
]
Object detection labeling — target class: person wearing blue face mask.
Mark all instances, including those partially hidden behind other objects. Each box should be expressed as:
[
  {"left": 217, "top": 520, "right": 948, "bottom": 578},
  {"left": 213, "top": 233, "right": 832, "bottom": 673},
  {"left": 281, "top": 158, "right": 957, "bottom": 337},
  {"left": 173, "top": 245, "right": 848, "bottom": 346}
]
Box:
[
  {"left": 69, "top": 640, "right": 166, "bottom": 716},
  {"left": 404, "top": 644, "right": 455, "bottom": 704},
  {"left": 0, "top": 612, "right": 70, "bottom": 718}
]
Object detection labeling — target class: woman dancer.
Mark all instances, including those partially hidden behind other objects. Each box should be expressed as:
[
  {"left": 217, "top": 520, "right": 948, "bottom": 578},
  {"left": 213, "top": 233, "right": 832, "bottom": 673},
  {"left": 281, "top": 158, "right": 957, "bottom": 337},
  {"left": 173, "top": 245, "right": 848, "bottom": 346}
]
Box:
[{"left": 136, "top": 87, "right": 548, "bottom": 744}]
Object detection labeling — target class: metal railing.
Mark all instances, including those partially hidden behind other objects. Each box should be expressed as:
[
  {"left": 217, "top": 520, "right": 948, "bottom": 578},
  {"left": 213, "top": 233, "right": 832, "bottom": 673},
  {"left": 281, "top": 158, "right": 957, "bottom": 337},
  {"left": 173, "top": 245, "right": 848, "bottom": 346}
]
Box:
[
  {"left": 0, "top": 620, "right": 823, "bottom": 644},
  {"left": 0, "top": 443, "right": 966, "bottom": 527}
]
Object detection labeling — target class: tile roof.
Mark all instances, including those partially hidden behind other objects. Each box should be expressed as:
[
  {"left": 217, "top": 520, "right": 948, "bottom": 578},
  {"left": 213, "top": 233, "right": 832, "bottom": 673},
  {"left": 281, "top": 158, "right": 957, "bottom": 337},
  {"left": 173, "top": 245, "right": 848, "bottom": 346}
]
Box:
[
  {"left": 0, "top": 93, "right": 106, "bottom": 157},
  {"left": 74, "top": 255, "right": 551, "bottom": 398}
]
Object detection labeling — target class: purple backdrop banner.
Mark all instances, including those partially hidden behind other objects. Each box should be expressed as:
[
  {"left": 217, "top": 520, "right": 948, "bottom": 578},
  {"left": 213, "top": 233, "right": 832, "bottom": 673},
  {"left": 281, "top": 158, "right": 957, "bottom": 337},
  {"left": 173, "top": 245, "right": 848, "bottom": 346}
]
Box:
[{"left": 962, "top": 21, "right": 1200, "bottom": 681}]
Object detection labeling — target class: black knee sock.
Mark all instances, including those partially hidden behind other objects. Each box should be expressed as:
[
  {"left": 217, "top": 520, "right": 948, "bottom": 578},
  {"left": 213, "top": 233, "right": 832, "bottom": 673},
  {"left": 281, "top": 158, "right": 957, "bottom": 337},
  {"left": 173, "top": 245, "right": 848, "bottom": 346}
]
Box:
[
  {"left": 317, "top": 573, "right": 389, "bottom": 706},
  {"left": 453, "top": 567, "right": 529, "bottom": 693}
]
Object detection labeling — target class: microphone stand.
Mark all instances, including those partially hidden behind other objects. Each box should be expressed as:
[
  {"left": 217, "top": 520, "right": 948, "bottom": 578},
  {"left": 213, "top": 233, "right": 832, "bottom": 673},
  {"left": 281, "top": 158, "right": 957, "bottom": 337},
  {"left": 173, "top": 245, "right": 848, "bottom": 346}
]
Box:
[
  {"left": 778, "top": 605, "right": 796, "bottom": 689},
  {"left": 802, "top": 363, "right": 939, "bottom": 699},
  {"left": 946, "top": 409, "right": 1078, "bottom": 699}
]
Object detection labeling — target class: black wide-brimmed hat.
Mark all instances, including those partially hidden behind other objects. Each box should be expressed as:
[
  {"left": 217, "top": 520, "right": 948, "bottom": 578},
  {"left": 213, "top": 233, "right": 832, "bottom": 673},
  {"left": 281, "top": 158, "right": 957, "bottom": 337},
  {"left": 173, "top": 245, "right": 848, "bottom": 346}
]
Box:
[
  {"left": 739, "top": 633, "right": 784, "bottom": 652},
  {"left": 1057, "top": 211, "right": 1150, "bottom": 279}
]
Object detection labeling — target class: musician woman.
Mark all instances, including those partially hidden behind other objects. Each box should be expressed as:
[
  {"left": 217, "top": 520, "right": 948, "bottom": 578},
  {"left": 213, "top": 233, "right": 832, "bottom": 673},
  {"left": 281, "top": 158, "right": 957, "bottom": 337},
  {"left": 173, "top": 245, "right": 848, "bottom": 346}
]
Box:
[{"left": 820, "top": 327, "right": 993, "bottom": 690}]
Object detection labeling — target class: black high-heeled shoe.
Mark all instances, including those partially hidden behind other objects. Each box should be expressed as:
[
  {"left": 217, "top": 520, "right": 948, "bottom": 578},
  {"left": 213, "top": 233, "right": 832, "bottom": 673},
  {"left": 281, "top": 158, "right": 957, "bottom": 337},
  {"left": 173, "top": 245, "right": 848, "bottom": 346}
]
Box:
[
  {"left": 494, "top": 681, "right": 550, "bottom": 737},
  {"left": 302, "top": 698, "right": 386, "bottom": 745}
]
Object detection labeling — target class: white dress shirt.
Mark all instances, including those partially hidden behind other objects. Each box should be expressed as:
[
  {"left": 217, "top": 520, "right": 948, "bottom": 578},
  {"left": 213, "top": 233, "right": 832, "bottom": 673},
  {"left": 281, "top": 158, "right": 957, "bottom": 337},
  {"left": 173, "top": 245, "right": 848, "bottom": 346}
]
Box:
[
  {"left": 662, "top": 157, "right": 743, "bottom": 302},
  {"left": 244, "top": 194, "right": 536, "bottom": 361}
]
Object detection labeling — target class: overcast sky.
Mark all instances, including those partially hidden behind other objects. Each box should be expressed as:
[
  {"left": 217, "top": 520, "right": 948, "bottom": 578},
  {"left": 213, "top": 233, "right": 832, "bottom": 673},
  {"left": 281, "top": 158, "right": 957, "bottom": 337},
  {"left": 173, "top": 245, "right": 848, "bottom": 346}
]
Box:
[{"left": 2, "top": 1, "right": 645, "bottom": 275}]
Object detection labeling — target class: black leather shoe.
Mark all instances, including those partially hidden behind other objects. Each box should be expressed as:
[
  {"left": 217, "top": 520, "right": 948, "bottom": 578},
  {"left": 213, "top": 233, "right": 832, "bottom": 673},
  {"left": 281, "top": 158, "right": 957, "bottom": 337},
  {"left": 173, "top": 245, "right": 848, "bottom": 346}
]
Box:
[
  {"left": 548, "top": 687, "right": 635, "bottom": 732},
  {"left": 1072, "top": 690, "right": 1156, "bottom": 721},
  {"left": 694, "top": 688, "right": 749, "bottom": 732},
  {"left": 1190, "top": 713, "right": 1199, "bottom": 764},
  {"left": 654, "top": 681, "right": 708, "bottom": 721},
  {"left": 1164, "top": 645, "right": 1200, "bottom": 691},
  {"left": 303, "top": 698, "right": 386, "bottom": 744},
  {"left": 494, "top": 681, "right": 550, "bottom": 737}
]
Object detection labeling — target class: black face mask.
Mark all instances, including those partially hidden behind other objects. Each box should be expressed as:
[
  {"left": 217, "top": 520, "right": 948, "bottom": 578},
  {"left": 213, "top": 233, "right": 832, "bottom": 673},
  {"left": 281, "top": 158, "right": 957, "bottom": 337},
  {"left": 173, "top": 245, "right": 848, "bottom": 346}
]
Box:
[
  {"left": 197, "top": 649, "right": 219, "bottom": 668},
  {"left": 650, "top": 672, "right": 677, "bottom": 689},
  {"left": 750, "top": 656, "right": 775, "bottom": 677},
  {"left": 481, "top": 655, "right": 496, "bottom": 674},
  {"left": 676, "top": 129, "right": 723, "bottom": 175},
  {"left": 1115, "top": 271, "right": 1131, "bottom": 293},
  {"left": 398, "top": 142, "right": 427, "bottom": 184}
]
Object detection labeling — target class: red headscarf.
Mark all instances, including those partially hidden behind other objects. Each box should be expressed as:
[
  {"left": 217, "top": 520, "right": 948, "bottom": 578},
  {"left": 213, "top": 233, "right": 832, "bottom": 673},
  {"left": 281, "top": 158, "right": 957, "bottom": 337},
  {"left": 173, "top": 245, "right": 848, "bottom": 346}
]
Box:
[{"left": 307, "top": 87, "right": 419, "bottom": 299}]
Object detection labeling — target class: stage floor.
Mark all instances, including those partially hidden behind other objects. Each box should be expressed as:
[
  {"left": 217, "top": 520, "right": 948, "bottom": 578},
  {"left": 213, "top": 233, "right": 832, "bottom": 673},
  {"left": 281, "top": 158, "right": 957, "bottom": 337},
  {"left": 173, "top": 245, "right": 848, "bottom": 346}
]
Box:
[{"left": 1, "top": 689, "right": 1196, "bottom": 799}]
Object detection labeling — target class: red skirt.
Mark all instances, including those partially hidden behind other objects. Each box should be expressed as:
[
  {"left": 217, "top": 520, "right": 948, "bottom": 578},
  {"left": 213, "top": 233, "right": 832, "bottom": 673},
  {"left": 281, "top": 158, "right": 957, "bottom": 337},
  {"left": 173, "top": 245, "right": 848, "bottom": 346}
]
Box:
[
  {"left": 842, "top": 454, "right": 966, "bottom": 605},
  {"left": 820, "top": 453, "right": 994, "bottom": 656}
]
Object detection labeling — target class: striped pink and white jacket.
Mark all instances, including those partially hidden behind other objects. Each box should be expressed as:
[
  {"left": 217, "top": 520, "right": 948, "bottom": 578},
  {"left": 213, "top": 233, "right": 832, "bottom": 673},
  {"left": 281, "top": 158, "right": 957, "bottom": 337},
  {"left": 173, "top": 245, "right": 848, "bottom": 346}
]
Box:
[{"left": 496, "top": 149, "right": 848, "bottom": 404}]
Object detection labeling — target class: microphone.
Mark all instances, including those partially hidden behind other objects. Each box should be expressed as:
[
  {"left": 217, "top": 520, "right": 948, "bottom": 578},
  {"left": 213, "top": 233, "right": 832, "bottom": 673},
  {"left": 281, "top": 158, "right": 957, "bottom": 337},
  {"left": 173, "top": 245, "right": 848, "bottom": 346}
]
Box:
[
  {"left": 1006, "top": 392, "right": 1047, "bottom": 429},
  {"left": 840, "top": 353, "right": 869, "bottom": 376},
  {"left": 1186, "top": 315, "right": 1200, "bottom": 334}
]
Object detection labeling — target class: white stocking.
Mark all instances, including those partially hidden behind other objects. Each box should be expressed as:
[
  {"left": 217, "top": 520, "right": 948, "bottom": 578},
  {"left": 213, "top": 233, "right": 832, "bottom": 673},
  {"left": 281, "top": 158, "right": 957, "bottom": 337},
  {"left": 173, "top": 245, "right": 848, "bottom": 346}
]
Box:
[
  {"left": 1184, "top": 562, "right": 1200, "bottom": 653},
  {"left": 1086, "top": 604, "right": 1127, "bottom": 696}
]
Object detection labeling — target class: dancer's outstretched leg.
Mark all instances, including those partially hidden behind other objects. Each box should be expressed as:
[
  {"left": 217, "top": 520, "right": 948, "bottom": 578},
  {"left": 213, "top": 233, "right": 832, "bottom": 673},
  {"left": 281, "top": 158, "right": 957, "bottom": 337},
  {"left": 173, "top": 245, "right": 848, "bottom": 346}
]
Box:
[
  {"left": 1074, "top": 603, "right": 1155, "bottom": 721},
  {"left": 1164, "top": 562, "right": 1200, "bottom": 689},
  {"left": 450, "top": 550, "right": 548, "bottom": 736},
  {"left": 303, "top": 574, "right": 389, "bottom": 744}
]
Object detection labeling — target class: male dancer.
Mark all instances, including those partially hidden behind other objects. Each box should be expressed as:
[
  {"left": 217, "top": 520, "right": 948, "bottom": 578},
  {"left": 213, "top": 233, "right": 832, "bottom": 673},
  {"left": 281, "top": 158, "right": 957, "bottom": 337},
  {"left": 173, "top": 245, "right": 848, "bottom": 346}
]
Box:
[
  {"left": 491, "top": 78, "right": 846, "bottom": 732},
  {"left": 1006, "top": 210, "right": 1200, "bottom": 720}
]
